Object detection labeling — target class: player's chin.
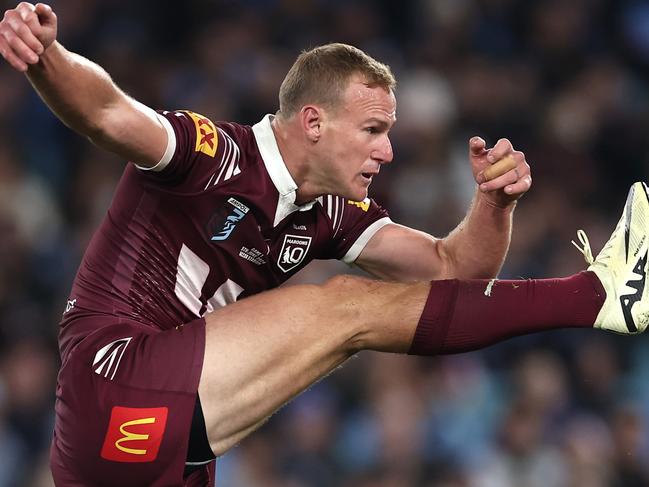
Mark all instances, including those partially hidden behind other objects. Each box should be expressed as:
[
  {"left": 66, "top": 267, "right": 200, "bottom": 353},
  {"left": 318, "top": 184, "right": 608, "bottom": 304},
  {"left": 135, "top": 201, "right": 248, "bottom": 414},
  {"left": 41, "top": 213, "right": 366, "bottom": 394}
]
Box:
[
  {"left": 341, "top": 176, "right": 370, "bottom": 201},
  {"left": 332, "top": 184, "right": 365, "bottom": 201},
  {"left": 349, "top": 186, "right": 369, "bottom": 202}
]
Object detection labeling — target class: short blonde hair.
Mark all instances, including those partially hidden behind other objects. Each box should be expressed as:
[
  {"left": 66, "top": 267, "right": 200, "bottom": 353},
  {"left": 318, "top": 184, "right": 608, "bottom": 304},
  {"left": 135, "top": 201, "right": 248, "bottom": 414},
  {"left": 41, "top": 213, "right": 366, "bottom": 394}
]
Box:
[{"left": 278, "top": 43, "right": 396, "bottom": 118}]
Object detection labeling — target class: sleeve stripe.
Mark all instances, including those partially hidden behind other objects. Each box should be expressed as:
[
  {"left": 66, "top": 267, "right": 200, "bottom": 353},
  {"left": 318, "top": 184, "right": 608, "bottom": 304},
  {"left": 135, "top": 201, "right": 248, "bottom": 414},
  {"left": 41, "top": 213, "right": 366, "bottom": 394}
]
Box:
[
  {"left": 204, "top": 172, "right": 216, "bottom": 190},
  {"left": 203, "top": 127, "right": 242, "bottom": 189},
  {"left": 136, "top": 113, "right": 176, "bottom": 172},
  {"left": 341, "top": 217, "right": 393, "bottom": 264},
  {"left": 320, "top": 195, "right": 346, "bottom": 236},
  {"left": 215, "top": 128, "right": 241, "bottom": 185},
  {"left": 223, "top": 130, "right": 241, "bottom": 181},
  {"left": 333, "top": 197, "right": 339, "bottom": 229},
  {"left": 224, "top": 156, "right": 236, "bottom": 180},
  {"left": 333, "top": 198, "right": 345, "bottom": 237},
  {"left": 215, "top": 132, "right": 232, "bottom": 182}
]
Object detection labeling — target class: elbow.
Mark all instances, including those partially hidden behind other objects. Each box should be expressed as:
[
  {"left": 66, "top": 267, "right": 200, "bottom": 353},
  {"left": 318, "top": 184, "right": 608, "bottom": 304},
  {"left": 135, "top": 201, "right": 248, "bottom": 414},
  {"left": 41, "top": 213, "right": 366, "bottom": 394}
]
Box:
[
  {"left": 85, "top": 122, "right": 111, "bottom": 146},
  {"left": 82, "top": 107, "right": 123, "bottom": 149},
  {"left": 57, "top": 109, "right": 108, "bottom": 143},
  {"left": 432, "top": 238, "right": 455, "bottom": 279}
]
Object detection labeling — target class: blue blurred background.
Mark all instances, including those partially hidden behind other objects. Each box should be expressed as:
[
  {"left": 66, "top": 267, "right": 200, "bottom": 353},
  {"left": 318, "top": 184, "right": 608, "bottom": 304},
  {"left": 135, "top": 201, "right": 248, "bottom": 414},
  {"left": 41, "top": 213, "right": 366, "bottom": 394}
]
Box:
[{"left": 2, "top": 0, "right": 649, "bottom": 485}]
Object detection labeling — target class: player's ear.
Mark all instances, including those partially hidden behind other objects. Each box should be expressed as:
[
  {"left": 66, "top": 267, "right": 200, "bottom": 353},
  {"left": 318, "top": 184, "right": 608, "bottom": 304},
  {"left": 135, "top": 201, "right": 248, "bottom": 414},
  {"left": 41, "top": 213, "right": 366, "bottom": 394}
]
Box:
[{"left": 300, "top": 105, "right": 322, "bottom": 143}]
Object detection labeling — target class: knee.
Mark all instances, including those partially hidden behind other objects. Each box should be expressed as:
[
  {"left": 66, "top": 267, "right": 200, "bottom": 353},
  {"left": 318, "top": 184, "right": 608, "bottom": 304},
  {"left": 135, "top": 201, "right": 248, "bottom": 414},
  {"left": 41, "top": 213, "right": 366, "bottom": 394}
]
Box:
[
  {"left": 318, "top": 274, "right": 379, "bottom": 351},
  {"left": 320, "top": 274, "right": 376, "bottom": 295},
  {"left": 319, "top": 275, "right": 376, "bottom": 312}
]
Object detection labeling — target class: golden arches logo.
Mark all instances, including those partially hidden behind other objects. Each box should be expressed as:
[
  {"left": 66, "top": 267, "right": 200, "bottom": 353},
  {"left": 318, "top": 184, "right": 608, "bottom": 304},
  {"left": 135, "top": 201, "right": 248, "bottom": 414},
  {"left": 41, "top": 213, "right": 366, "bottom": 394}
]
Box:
[
  {"left": 101, "top": 406, "right": 168, "bottom": 462},
  {"left": 114, "top": 417, "right": 156, "bottom": 455}
]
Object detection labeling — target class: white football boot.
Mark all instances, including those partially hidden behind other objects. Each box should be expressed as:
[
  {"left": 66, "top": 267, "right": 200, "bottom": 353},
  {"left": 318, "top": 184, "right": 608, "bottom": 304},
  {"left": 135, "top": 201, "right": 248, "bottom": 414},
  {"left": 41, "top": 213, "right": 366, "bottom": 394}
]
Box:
[{"left": 572, "top": 182, "right": 649, "bottom": 334}]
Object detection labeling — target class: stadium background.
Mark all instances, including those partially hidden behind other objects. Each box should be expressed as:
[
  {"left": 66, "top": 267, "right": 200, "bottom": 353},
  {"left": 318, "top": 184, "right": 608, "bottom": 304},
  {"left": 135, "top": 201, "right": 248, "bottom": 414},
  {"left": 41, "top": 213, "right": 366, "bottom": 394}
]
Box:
[{"left": 1, "top": 0, "right": 649, "bottom": 485}]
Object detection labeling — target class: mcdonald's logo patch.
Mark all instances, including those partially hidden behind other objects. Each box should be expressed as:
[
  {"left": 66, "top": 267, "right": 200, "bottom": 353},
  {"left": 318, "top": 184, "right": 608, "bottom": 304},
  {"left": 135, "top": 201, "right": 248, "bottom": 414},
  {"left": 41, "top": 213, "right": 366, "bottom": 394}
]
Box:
[{"left": 100, "top": 406, "right": 168, "bottom": 463}]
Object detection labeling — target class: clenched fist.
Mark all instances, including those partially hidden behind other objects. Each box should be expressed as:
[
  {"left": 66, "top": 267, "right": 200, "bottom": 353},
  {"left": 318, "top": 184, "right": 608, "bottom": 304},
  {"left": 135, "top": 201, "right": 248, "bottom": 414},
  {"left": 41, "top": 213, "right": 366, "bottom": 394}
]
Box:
[{"left": 0, "top": 2, "right": 57, "bottom": 72}]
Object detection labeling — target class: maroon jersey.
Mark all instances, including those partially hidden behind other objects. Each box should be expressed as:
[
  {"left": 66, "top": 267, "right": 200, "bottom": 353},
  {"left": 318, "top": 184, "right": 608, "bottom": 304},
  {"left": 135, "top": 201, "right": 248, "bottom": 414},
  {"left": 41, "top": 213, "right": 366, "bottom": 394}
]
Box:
[{"left": 60, "top": 111, "right": 390, "bottom": 355}]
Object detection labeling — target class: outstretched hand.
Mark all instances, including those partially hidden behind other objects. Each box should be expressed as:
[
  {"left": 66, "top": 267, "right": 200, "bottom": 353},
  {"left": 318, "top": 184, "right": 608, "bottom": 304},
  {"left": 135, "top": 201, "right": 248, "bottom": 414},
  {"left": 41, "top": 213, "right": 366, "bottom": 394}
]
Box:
[
  {"left": 469, "top": 136, "right": 532, "bottom": 208},
  {"left": 0, "top": 2, "right": 57, "bottom": 72}
]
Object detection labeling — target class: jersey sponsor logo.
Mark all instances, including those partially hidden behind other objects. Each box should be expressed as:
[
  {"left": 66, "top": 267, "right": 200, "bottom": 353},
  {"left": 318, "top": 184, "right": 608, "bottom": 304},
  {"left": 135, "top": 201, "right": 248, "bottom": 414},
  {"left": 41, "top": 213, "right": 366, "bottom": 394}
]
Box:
[
  {"left": 621, "top": 249, "right": 648, "bottom": 332},
  {"left": 93, "top": 337, "right": 133, "bottom": 381},
  {"left": 185, "top": 111, "right": 218, "bottom": 158},
  {"left": 63, "top": 298, "right": 76, "bottom": 314},
  {"left": 208, "top": 198, "right": 249, "bottom": 241},
  {"left": 227, "top": 197, "right": 249, "bottom": 214},
  {"left": 239, "top": 246, "right": 267, "bottom": 265},
  {"left": 101, "top": 406, "right": 168, "bottom": 463},
  {"left": 347, "top": 199, "right": 370, "bottom": 212},
  {"left": 292, "top": 224, "right": 307, "bottom": 231},
  {"left": 277, "top": 234, "right": 312, "bottom": 273}
]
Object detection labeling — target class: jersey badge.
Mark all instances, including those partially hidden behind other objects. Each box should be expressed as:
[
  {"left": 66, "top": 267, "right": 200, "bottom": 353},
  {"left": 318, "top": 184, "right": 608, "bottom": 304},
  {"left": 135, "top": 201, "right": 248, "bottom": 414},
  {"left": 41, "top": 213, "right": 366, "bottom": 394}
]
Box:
[
  {"left": 208, "top": 198, "right": 249, "bottom": 242},
  {"left": 63, "top": 298, "right": 77, "bottom": 314},
  {"left": 185, "top": 111, "right": 218, "bottom": 158},
  {"left": 101, "top": 406, "right": 168, "bottom": 463},
  {"left": 93, "top": 337, "right": 133, "bottom": 380},
  {"left": 277, "top": 234, "right": 312, "bottom": 273},
  {"left": 347, "top": 199, "right": 370, "bottom": 212}
]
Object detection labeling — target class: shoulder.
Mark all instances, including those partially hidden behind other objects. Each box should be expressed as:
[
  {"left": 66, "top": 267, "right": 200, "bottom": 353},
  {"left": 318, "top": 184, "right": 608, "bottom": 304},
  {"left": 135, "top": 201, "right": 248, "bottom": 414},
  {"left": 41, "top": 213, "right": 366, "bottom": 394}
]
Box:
[
  {"left": 138, "top": 111, "right": 262, "bottom": 190},
  {"left": 316, "top": 196, "right": 388, "bottom": 235},
  {"left": 316, "top": 195, "right": 348, "bottom": 237}
]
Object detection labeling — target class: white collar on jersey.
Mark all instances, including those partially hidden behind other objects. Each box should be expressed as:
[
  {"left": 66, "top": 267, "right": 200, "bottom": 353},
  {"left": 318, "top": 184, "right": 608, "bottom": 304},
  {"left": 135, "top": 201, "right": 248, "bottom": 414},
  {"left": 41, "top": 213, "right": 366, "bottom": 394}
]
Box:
[{"left": 252, "top": 114, "right": 316, "bottom": 227}]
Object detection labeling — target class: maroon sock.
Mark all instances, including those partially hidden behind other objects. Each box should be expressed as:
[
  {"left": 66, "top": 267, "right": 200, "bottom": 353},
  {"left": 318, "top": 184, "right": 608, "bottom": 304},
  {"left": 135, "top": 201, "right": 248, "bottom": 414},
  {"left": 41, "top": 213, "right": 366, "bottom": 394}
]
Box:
[{"left": 408, "top": 271, "right": 605, "bottom": 355}]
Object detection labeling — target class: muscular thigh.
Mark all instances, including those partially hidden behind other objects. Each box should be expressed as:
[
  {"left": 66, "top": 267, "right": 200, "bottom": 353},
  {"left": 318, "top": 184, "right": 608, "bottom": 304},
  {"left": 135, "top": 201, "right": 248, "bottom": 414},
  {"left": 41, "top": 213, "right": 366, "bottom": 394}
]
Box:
[
  {"left": 51, "top": 318, "right": 206, "bottom": 487},
  {"left": 197, "top": 276, "right": 425, "bottom": 456}
]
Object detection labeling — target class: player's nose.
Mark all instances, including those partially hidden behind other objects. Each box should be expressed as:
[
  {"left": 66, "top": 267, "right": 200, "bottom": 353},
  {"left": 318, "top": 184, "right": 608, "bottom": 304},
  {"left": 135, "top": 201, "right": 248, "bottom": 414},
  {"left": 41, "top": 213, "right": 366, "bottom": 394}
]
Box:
[{"left": 373, "top": 135, "right": 393, "bottom": 165}]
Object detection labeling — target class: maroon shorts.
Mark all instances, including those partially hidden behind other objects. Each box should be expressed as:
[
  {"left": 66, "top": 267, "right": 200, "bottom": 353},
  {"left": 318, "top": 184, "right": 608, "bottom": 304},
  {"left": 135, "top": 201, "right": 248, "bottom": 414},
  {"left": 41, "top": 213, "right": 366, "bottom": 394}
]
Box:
[{"left": 50, "top": 316, "right": 213, "bottom": 486}]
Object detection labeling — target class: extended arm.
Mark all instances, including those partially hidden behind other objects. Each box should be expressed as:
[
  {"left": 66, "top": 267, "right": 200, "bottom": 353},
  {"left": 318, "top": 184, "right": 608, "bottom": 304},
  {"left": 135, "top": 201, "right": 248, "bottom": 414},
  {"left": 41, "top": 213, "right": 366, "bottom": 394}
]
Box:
[
  {"left": 356, "top": 137, "right": 532, "bottom": 281},
  {"left": 0, "top": 2, "right": 166, "bottom": 167}
]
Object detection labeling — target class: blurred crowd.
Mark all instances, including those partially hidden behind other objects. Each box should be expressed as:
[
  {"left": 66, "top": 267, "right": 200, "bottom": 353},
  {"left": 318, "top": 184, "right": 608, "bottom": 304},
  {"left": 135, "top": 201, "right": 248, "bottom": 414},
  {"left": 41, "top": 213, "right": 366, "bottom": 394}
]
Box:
[{"left": 1, "top": 0, "right": 649, "bottom": 485}]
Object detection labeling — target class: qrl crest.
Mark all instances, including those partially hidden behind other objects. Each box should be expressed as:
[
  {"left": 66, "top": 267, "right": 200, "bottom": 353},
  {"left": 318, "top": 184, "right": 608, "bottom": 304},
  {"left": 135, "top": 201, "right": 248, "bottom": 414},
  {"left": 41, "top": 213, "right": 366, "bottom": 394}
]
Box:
[{"left": 278, "top": 234, "right": 312, "bottom": 273}]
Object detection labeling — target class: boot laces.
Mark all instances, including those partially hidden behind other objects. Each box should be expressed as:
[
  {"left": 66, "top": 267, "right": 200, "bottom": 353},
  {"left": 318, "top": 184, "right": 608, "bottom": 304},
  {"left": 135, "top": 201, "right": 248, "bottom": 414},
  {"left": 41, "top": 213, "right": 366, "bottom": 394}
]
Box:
[{"left": 571, "top": 229, "right": 595, "bottom": 265}]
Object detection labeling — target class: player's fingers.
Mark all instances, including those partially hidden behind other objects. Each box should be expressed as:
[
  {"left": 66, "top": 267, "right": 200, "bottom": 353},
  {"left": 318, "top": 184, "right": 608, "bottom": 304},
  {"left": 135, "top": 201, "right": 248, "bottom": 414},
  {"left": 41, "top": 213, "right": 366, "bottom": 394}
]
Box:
[
  {"left": 486, "top": 138, "right": 514, "bottom": 163},
  {"left": 0, "top": 38, "right": 29, "bottom": 71},
  {"left": 0, "top": 25, "right": 39, "bottom": 65},
  {"left": 480, "top": 167, "right": 519, "bottom": 192},
  {"left": 502, "top": 174, "right": 532, "bottom": 195},
  {"left": 16, "top": 1, "right": 37, "bottom": 17},
  {"left": 480, "top": 158, "right": 531, "bottom": 193},
  {"left": 5, "top": 11, "right": 44, "bottom": 54},
  {"left": 479, "top": 154, "right": 517, "bottom": 183},
  {"left": 469, "top": 136, "right": 487, "bottom": 156},
  {"left": 15, "top": 1, "right": 39, "bottom": 30},
  {"left": 20, "top": 2, "right": 45, "bottom": 30},
  {"left": 15, "top": 2, "right": 37, "bottom": 14},
  {"left": 35, "top": 3, "right": 56, "bottom": 28}
]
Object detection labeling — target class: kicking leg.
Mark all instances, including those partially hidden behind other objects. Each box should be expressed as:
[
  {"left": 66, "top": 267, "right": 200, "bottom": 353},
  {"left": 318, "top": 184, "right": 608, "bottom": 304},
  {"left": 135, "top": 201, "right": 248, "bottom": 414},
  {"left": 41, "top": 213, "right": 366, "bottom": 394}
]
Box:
[
  {"left": 198, "top": 276, "right": 429, "bottom": 455},
  {"left": 199, "top": 181, "right": 649, "bottom": 456},
  {"left": 197, "top": 272, "right": 604, "bottom": 456}
]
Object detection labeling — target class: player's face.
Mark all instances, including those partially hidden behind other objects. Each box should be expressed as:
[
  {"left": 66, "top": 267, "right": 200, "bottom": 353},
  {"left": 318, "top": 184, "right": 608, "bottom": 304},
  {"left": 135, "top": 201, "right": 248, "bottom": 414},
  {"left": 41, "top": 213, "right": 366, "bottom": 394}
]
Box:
[{"left": 318, "top": 77, "right": 396, "bottom": 201}]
